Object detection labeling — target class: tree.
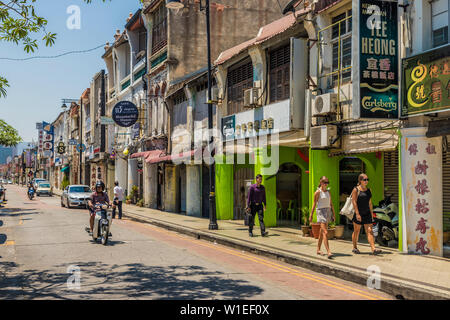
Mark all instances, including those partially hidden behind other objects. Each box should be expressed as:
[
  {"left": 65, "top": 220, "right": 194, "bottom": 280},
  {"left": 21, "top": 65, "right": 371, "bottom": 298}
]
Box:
[{"left": 0, "top": 119, "right": 21, "bottom": 146}]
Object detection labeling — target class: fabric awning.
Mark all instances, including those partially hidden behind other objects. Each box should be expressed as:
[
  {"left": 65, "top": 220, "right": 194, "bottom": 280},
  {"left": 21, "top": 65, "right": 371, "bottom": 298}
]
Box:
[
  {"left": 145, "top": 149, "right": 168, "bottom": 163},
  {"left": 60, "top": 166, "right": 70, "bottom": 173},
  {"left": 130, "top": 151, "right": 150, "bottom": 159}
]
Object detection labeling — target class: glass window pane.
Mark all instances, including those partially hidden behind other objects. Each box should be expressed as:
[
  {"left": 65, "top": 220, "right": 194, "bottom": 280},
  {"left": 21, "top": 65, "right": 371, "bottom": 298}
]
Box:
[{"left": 433, "top": 26, "right": 449, "bottom": 47}]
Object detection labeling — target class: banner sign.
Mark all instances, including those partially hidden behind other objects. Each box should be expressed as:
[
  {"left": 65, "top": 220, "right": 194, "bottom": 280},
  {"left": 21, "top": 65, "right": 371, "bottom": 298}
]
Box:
[
  {"left": 42, "top": 121, "right": 54, "bottom": 158},
  {"left": 401, "top": 44, "right": 450, "bottom": 117},
  {"left": 100, "top": 116, "right": 116, "bottom": 125},
  {"left": 401, "top": 127, "right": 443, "bottom": 256},
  {"left": 353, "top": 0, "right": 399, "bottom": 119},
  {"left": 112, "top": 101, "right": 139, "bottom": 128}
]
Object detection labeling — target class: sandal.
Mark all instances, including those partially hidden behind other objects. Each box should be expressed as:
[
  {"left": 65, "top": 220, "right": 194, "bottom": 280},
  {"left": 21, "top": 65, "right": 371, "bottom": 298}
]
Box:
[
  {"left": 327, "top": 253, "right": 333, "bottom": 259},
  {"left": 317, "top": 251, "right": 324, "bottom": 256},
  {"left": 371, "top": 249, "right": 382, "bottom": 255},
  {"left": 352, "top": 248, "right": 361, "bottom": 254}
]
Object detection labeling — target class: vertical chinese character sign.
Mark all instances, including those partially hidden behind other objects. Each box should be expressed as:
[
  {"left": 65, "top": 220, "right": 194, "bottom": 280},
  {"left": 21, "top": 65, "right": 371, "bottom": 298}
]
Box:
[
  {"left": 401, "top": 127, "right": 443, "bottom": 256},
  {"left": 353, "top": 0, "right": 399, "bottom": 119}
]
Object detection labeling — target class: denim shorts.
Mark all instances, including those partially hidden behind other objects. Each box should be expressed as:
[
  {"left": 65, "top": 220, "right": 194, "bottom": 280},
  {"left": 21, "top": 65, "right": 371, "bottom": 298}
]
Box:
[{"left": 316, "top": 207, "right": 332, "bottom": 223}]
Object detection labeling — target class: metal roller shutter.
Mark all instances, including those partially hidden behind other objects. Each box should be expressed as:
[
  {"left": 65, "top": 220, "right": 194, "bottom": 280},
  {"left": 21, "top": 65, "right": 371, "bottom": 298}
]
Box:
[
  {"left": 384, "top": 150, "right": 399, "bottom": 205},
  {"left": 443, "top": 143, "right": 450, "bottom": 231}
]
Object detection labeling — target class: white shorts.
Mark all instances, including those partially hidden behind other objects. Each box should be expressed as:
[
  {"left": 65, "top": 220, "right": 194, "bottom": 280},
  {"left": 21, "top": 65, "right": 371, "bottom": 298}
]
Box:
[{"left": 316, "top": 207, "right": 332, "bottom": 223}]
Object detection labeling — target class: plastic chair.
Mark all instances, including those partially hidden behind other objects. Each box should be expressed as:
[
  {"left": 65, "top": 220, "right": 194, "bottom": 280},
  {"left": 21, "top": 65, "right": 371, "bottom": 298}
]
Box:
[
  {"left": 276, "top": 199, "right": 283, "bottom": 220},
  {"left": 286, "top": 200, "right": 298, "bottom": 223}
]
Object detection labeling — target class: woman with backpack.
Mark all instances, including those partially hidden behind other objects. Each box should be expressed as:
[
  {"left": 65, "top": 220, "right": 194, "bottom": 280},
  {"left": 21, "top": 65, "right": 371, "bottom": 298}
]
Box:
[
  {"left": 351, "top": 173, "right": 382, "bottom": 255},
  {"left": 310, "top": 176, "right": 335, "bottom": 259}
]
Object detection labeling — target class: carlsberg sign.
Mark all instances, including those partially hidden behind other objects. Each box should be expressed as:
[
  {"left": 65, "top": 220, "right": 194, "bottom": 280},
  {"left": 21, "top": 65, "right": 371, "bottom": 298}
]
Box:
[{"left": 353, "top": 0, "right": 399, "bottom": 119}]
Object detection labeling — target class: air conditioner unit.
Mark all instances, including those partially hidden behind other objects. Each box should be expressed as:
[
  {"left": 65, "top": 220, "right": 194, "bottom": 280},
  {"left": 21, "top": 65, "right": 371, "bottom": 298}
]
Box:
[
  {"left": 310, "top": 125, "right": 339, "bottom": 149},
  {"left": 207, "top": 87, "right": 222, "bottom": 104},
  {"left": 312, "top": 93, "right": 337, "bottom": 117},
  {"left": 243, "top": 88, "right": 261, "bottom": 108}
]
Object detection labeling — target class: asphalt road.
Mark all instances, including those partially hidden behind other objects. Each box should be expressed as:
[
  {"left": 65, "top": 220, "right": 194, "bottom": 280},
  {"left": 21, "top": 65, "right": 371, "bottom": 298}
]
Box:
[{"left": 0, "top": 185, "right": 393, "bottom": 300}]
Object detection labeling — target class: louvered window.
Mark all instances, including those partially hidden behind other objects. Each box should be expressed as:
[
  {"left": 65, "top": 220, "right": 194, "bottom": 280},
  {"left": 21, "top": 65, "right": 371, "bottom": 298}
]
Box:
[
  {"left": 227, "top": 58, "right": 253, "bottom": 115},
  {"left": 152, "top": 5, "right": 167, "bottom": 54},
  {"left": 269, "top": 44, "right": 290, "bottom": 103}
]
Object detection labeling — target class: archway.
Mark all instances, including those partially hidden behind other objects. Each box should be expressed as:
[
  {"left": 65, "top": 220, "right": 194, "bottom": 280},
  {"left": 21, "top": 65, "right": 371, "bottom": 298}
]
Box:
[{"left": 276, "top": 162, "right": 302, "bottom": 227}]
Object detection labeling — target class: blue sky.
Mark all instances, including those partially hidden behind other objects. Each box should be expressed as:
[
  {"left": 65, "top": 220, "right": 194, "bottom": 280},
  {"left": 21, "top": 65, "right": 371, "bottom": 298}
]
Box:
[{"left": 0, "top": 0, "right": 142, "bottom": 143}]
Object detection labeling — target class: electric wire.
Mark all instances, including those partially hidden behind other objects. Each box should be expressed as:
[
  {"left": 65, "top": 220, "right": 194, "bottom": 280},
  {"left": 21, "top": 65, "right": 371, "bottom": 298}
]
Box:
[{"left": 0, "top": 43, "right": 107, "bottom": 61}]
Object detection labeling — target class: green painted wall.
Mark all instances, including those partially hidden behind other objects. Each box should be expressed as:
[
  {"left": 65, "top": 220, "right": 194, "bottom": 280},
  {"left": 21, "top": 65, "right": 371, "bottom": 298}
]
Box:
[
  {"left": 308, "top": 149, "right": 384, "bottom": 224},
  {"left": 215, "top": 155, "right": 234, "bottom": 220}
]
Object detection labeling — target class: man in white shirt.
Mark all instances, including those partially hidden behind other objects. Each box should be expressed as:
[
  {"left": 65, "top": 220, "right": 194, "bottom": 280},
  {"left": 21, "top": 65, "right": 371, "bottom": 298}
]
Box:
[{"left": 112, "top": 181, "right": 124, "bottom": 219}]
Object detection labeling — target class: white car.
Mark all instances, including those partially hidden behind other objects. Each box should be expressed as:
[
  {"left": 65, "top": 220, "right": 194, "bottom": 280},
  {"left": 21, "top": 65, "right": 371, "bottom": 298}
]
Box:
[
  {"left": 36, "top": 181, "right": 53, "bottom": 196},
  {"left": 61, "top": 185, "right": 92, "bottom": 208}
]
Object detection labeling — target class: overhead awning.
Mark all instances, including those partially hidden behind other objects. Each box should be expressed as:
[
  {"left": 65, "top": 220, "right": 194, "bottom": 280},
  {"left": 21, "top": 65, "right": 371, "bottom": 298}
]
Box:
[
  {"left": 328, "top": 129, "right": 399, "bottom": 157},
  {"left": 60, "top": 166, "right": 70, "bottom": 173},
  {"left": 130, "top": 151, "right": 150, "bottom": 159},
  {"left": 145, "top": 149, "right": 168, "bottom": 164}
]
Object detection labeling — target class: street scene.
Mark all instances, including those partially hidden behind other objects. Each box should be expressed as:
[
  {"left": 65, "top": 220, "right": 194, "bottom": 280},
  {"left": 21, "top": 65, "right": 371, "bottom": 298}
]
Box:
[{"left": 0, "top": 0, "right": 449, "bottom": 303}]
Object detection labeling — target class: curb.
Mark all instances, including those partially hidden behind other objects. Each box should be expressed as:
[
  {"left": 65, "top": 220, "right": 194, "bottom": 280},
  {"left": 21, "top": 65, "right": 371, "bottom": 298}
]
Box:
[{"left": 123, "top": 209, "right": 450, "bottom": 300}]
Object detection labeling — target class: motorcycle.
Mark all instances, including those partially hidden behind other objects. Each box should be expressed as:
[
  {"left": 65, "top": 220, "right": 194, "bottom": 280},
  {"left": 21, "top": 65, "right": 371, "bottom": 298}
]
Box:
[
  {"left": 92, "top": 203, "right": 112, "bottom": 245},
  {"left": 373, "top": 194, "right": 399, "bottom": 247},
  {"left": 28, "top": 187, "right": 35, "bottom": 200}
]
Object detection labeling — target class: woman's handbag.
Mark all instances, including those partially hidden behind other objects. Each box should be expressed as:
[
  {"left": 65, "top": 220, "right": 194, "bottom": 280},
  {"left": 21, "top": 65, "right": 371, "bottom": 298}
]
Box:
[{"left": 340, "top": 188, "right": 359, "bottom": 220}]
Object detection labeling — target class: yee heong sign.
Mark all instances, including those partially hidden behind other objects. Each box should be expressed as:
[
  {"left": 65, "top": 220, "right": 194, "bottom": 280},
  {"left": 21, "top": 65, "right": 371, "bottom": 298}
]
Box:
[
  {"left": 353, "top": 0, "right": 399, "bottom": 119},
  {"left": 401, "top": 44, "right": 450, "bottom": 117}
]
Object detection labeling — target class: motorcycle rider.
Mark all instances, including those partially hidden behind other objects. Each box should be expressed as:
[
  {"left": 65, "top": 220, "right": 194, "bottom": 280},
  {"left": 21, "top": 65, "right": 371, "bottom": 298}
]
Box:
[
  {"left": 27, "top": 181, "right": 35, "bottom": 195},
  {"left": 87, "top": 181, "right": 112, "bottom": 235}
]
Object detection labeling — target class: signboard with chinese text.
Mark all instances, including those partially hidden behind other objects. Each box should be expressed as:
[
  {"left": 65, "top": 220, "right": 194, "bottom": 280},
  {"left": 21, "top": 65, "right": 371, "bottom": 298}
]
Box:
[
  {"left": 353, "top": 0, "right": 399, "bottom": 119},
  {"left": 401, "top": 127, "right": 443, "bottom": 256},
  {"left": 222, "top": 115, "right": 235, "bottom": 140},
  {"left": 401, "top": 44, "right": 450, "bottom": 117}
]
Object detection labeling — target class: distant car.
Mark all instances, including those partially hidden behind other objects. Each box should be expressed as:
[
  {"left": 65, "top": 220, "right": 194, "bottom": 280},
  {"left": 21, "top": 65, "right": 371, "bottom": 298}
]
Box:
[
  {"left": 61, "top": 185, "right": 92, "bottom": 209},
  {"left": 33, "top": 178, "right": 47, "bottom": 189},
  {"left": 36, "top": 181, "right": 52, "bottom": 197},
  {"left": 7, "top": 180, "right": 12, "bottom": 184}
]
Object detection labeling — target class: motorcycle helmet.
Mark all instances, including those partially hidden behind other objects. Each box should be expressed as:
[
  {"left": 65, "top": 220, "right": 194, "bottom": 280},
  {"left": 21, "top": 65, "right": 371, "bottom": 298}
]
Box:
[{"left": 95, "top": 181, "right": 105, "bottom": 192}]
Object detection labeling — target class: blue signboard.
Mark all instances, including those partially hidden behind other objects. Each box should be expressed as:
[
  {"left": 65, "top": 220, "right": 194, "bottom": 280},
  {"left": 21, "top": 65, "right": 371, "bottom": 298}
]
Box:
[
  {"left": 76, "top": 144, "right": 87, "bottom": 153},
  {"left": 112, "top": 101, "right": 139, "bottom": 127}
]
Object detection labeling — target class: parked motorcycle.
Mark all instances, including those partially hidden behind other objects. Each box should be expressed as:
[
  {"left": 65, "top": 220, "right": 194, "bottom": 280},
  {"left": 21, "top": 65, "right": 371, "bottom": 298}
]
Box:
[
  {"left": 373, "top": 195, "right": 399, "bottom": 247},
  {"left": 92, "top": 203, "right": 112, "bottom": 245},
  {"left": 28, "top": 187, "right": 35, "bottom": 200}
]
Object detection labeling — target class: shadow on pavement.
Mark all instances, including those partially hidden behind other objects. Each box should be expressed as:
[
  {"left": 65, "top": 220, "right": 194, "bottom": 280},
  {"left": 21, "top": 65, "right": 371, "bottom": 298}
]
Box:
[
  {"left": 0, "top": 208, "right": 40, "bottom": 217},
  {"left": 0, "top": 262, "right": 265, "bottom": 300}
]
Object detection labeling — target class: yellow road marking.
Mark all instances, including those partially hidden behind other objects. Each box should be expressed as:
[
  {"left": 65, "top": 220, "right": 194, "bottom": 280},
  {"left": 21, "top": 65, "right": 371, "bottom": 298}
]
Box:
[
  {"left": 2, "top": 240, "right": 15, "bottom": 246},
  {"left": 131, "top": 220, "right": 389, "bottom": 300}
]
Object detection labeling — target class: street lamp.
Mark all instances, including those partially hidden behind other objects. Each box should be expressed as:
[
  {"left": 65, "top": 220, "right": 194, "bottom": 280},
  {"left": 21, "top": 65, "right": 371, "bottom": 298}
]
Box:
[
  {"left": 166, "top": 0, "right": 218, "bottom": 230},
  {"left": 62, "top": 98, "right": 82, "bottom": 185}
]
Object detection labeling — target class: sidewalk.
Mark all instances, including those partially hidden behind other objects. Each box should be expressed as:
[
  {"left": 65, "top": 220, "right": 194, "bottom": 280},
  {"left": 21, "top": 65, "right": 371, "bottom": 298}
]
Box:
[{"left": 51, "top": 188, "right": 449, "bottom": 299}]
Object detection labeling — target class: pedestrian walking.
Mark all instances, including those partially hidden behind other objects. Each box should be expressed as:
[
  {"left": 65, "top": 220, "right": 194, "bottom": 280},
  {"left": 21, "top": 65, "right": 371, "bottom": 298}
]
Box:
[
  {"left": 351, "top": 173, "right": 382, "bottom": 255},
  {"left": 246, "top": 174, "right": 269, "bottom": 237},
  {"left": 112, "top": 181, "right": 124, "bottom": 219},
  {"left": 310, "top": 176, "right": 335, "bottom": 259}
]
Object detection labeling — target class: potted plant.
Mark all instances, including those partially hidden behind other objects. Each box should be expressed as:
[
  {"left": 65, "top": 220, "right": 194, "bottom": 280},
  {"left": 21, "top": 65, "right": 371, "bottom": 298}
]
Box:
[
  {"left": 334, "top": 222, "right": 345, "bottom": 239},
  {"left": 301, "top": 207, "right": 310, "bottom": 236},
  {"left": 130, "top": 185, "right": 139, "bottom": 204},
  {"left": 125, "top": 195, "right": 132, "bottom": 205},
  {"left": 137, "top": 198, "right": 144, "bottom": 207},
  {"left": 327, "top": 222, "right": 336, "bottom": 240}
]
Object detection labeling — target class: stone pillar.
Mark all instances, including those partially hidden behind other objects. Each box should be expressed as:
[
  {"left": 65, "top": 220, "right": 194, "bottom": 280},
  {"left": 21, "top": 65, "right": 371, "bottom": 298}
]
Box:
[
  {"left": 186, "top": 164, "right": 201, "bottom": 217},
  {"left": 164, "top": 164, "right": 179, "bottom": 213},
  {"left": 115, "top": 156, "right": 128, "bottom": 195},
  {"left": 127, "top": 158, "right": 138, "bottom": 197},
  {"left": 144, "top": 162, "right": 158, "bottom": 208}
]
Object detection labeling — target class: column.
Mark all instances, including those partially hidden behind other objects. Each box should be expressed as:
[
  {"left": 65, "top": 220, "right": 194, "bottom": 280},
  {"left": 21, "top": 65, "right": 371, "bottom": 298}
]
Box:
[
  {"left": 127, "top": 158, "right": 138, "bottom": 197},
  {"left": 186, "top": 164, "right": 201, "bottom": 217},
  {"left": 164, "top": 164, "right": 179, "bottom": 213}
]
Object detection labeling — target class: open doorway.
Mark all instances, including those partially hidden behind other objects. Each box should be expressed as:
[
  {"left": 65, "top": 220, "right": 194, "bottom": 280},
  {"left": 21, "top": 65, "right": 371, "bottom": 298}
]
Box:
[
  {"left": 276, "top": 163, "right": 301, "bottom": 227},
  {"left": 233, "top": 166, "right": 254, "bottom": 220}
]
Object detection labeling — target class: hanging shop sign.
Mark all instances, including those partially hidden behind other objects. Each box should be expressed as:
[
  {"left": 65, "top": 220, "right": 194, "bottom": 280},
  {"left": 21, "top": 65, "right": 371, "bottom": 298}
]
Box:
[
  {"left": 352, "top": 0, "right": 399, "bottom": 119},
  {"left": 222, "top": 115, "right": 235, "bottom": 140},
  {"left": 69, "top": 139, "right": 78, "bottom": 146},
  {"left": 401, "top": 44, "right": 450, "bottom": 117},
  {"left": 42, "top": 121, "right": 54, "bottom": 158},
  {"left": 401, "top": 127, "right": 443, "bottom": 256},
  {"left": 112, "top": 101, "right": 139, "bottom": 128},
  {"left": 56, "top": 141, "right": 66, "bottom": 155}
]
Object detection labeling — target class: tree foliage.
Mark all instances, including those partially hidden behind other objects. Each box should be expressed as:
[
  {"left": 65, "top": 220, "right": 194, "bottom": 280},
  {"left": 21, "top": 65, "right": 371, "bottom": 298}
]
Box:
[{"left": 0, "top": 119, "right": 21, "bottom": 146}]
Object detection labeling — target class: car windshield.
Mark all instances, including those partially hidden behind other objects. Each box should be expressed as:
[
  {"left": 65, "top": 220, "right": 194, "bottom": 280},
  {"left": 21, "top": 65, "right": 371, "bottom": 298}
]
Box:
[
  {"left": 70, "top": 186, "right": 91, "bottom": 193},
  {"left": 39, "top": 183, "right": 50, "bottom": 188}
]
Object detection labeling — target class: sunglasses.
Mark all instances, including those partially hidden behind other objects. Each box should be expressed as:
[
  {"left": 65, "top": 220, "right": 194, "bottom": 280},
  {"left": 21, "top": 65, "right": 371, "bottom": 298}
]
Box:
[
  {"left": 362, "top": 178, "right": 369, "bottom": 182},
  {"left": 322, "top": 182, "right": 329, "bottom": 185}
]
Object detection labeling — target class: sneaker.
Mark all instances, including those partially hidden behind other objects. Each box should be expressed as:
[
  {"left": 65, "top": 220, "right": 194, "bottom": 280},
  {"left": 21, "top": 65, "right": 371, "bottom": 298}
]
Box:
[
  {"left": 261, "top": 231, "right": 269, "bottom": 237},
  {"left": 249, "top": 232, "right": 254, "bottom": 237}
]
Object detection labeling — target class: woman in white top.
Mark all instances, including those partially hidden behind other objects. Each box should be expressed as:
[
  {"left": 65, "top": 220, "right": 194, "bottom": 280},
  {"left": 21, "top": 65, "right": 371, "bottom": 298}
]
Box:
[{"left": 310, "top": 176, "right": 336, "bottom": 259}]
